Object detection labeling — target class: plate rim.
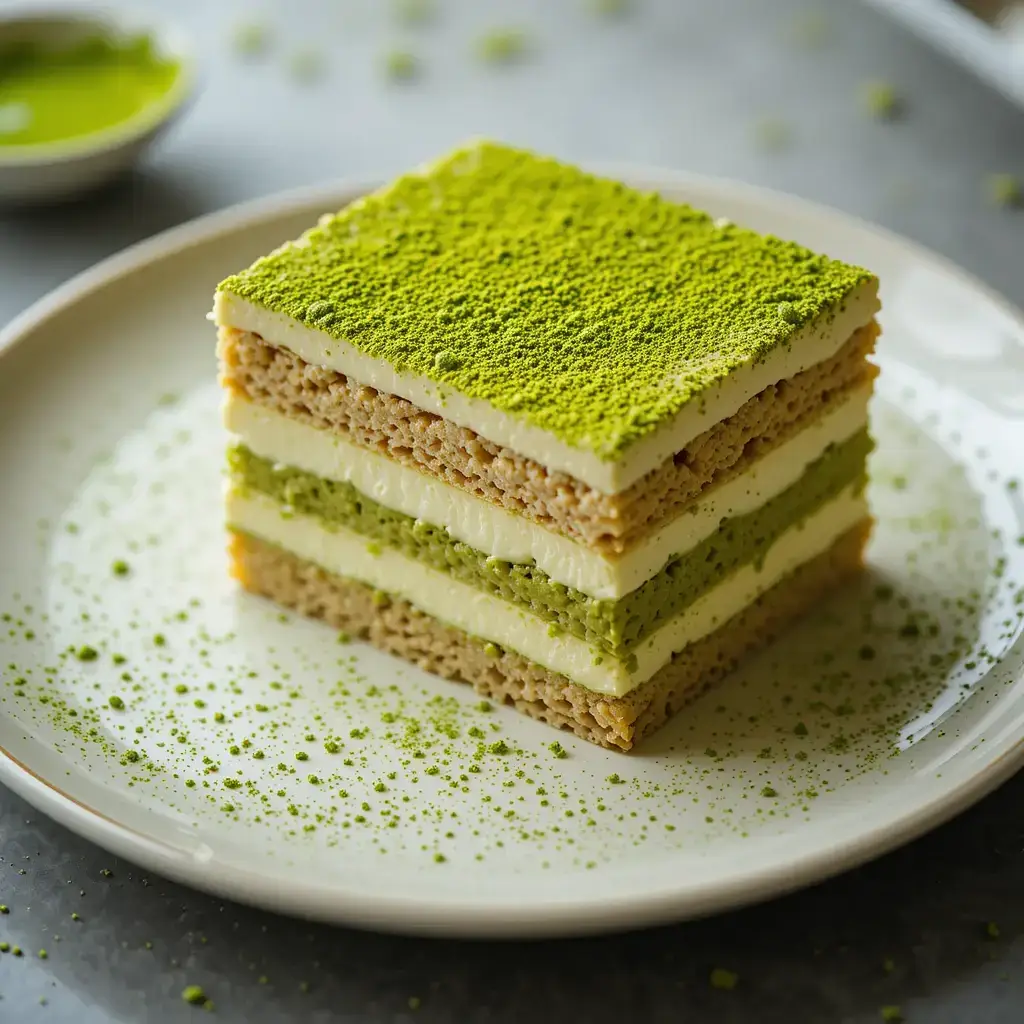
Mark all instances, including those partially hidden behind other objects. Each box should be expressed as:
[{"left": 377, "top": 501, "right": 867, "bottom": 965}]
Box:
[{"left": 2, "top": 166, "right": 1024, "bottom": 938}]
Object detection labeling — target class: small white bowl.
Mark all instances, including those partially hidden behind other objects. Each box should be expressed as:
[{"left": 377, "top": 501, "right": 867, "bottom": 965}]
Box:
[{"left": 0, "top": 5, "right": 197, "bottom": 205}]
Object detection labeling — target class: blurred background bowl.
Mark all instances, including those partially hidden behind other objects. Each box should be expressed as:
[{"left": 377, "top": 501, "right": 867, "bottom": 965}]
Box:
[{"left": 0, "top": 4, "right": 197, "bottom": 205}]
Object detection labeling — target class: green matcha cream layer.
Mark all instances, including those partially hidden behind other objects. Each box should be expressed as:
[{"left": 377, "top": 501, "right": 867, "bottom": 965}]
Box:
[{"left": 228, "top": 429, "right": 871, "bottom": 659}]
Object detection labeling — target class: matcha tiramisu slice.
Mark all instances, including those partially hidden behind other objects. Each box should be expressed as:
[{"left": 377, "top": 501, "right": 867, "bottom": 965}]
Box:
[{"left": 216, "top": 140, "right": 879, "bottom": 751}]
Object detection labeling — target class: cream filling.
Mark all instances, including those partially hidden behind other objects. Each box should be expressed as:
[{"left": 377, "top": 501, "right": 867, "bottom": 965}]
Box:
[
  {"left": 213, "top": 282, "right": 879, "bottom": 496},
  {"left": 227, "top": 485, "right": 868, "bottom": 697},
  {"left": 224, "top": 388, "right": 870, "bottom": 600}
]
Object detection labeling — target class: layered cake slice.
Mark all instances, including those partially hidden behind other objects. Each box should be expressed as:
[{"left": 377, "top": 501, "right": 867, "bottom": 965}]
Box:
[{"left": 215, "top": 141, "right": 879, "bottom": 751}]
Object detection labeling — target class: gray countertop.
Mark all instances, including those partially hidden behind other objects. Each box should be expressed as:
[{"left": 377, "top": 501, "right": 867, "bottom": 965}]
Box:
[{"left": 1, "top": 0, "right": 1023, "bottom": 1020}]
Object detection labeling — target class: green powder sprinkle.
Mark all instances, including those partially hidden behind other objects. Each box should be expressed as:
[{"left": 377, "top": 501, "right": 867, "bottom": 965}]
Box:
[
  {"left": 111, "top": 559, "right": 130, "bottom": 577},
  {"left": 0, "top": 904, "right": 8, "bottom": 913},
  {"left": 793, "top": 722, "right": 808, "bottom": 736},
  {"left": 175, "top": 684, "right": 188, "bottom": 694},
  {"left": 986, "top": 174, "right": 1022, "bottom": 209},
  {"left": 384, "top": 50, "right": 418, "bottom": 80},
  {"left": 880, "top": 1008, "right": 903, "bottom": 1023},
  {"left": 488, "top": 740, "right": 509, "bottom": 755},
  {"left": 607, "top": 773, "right": 624, "bottom": 784},
  {"left": 588, "top": 0, "right": 629, "bottom": 14},
  {"left": 121, "top": 750, "right": 140, "bottom": 764},
  {"left": 153, "top": 633, "right": 166, "bottom": 647},
  {"left": 860, "top": 80, "right": 902, "bottom": 120},
  {"left": 790, "top": 11, "right": 831, "bottom": 48},
  {"left": 754, "top": 116, "right": 792, "bottom": 151},
  {"left": 71, "top": 913, "right": 80, "bottom": 922},
  {"left": 324, "top": 740, "right": 341, "bottom": 753},
  {"left": 395, "top": 0, "right": 433, "bottom": 23},
  {"left": 761, "top": 785, "right": 778, "bottom": 798},
  {"left": 11, "top": 946, "right": 22, "bottom": 957},
  {"left": 408, "top": 995, "right": 422, "bottom": 1010},
  {"left": 710, "top": 967, "right": 738, "bottom": 990},
  {"left": 288, "top": 48, "right": 325, "bottom": 83},
  {"left": 75, "top": 645, "right": 99, "bottom": 662},
  {"left": 38, "top": 949, "right": 48, "bottom": 959},
  {"left": 108, "top": 695, "right": 125, "bottom": 710},
  {"left": 219, "top": 141, "right": 872, "bottom": 460},
  {"left": 477, "top": 29, "right": 526, "bottom": 64},
  {"left": 548, "top": 741, "right": 568, "bottom": 759},
  {"left": 483, "top": 642, "right": 501, "bottom": 658},
  {"left": 476, "top": 701, "right": 493, "bottom": 713},
  {"left": 0, "top": 942, "right": 8, "bottom": 953},
  {"left": 295, "top": 751, "right": 309, "bottom": 762},
  {"left": 986, "top": 921, "right": 1001, "bottom": 939},
  {"left": 433, "top": 852, "right": 446, "bottom": 863},
  {"left": 336, "top": 631, "right": 351, "bottom": 644},
  {"left": 182, "top": 985, "right": 210, "bottom": 1007},
  {"left": 232, "top": 22, "right": 271, "bottom": 58},
  {"left": 883, "top": 957, "right": 895, "bottom": 974}
]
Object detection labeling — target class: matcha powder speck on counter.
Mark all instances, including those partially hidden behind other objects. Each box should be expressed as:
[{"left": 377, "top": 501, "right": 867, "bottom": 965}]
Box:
[
  {"left": 709, "top": 967, "right": 739, "bottom": 990},
  {"left": 182, "top": 985, "right": 212, "bottom": 1008}
]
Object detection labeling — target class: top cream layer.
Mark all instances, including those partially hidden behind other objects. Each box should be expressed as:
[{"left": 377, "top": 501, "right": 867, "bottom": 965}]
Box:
[{"left": 213, "top": 283, "right": 879, "bottom": 496}]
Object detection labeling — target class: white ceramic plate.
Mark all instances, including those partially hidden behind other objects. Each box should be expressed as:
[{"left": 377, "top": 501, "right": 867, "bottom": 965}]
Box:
[{"left": 2, "top": 170, "right": 1024, "bottom": 939}]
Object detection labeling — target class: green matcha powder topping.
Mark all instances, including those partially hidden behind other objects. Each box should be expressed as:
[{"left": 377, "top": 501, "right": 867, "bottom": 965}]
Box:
[{"left": 218, "top": 141, "right": 874, "bottom": 460}]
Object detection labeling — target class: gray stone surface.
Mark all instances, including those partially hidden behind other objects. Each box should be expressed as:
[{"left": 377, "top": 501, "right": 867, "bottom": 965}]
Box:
[{"left": 0, "top": 0, "right": 1022, "bottom": 1020}]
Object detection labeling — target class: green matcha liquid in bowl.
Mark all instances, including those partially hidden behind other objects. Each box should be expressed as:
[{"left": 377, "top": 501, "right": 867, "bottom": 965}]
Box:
[{"left": 0, "top": 6, "right": 196, "bottom": 204}]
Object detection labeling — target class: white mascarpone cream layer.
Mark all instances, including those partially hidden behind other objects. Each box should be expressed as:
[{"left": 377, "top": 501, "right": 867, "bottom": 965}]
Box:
[
  {"left": 225, "top": 387, "right": 870, "bottom": 600},
  {"left": 214, "top": 283, "right": 878, "bottom": 496},
  {"left": 227, "top": 484, "right": 868, "bottom": 698}
]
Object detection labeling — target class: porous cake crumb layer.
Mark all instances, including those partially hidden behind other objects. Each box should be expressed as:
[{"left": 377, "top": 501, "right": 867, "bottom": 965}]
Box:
[
  {"left": 228, "top": 521, "right": 870, "bottom": 751},
  {"left": 219, "top": 320, "right": 878, "bottom": 552}
]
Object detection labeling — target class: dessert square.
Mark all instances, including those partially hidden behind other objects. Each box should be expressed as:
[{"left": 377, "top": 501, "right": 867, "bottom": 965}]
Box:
[{"left": 215, "top": 140, "right": 879, "bottom": 751}]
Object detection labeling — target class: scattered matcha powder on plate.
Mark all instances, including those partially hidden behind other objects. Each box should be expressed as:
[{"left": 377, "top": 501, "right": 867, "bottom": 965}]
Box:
[
  {"left": 880, "top": 1007, "right": 904, "bottom": 1023},
  {"left": 385, "top": 51, "right": 418, "bottom": 79},
  {"left": 233, "top": 22, "right": 271, "bottom": 58},
  {"left": 289, "top": 48, "right": 325, "bottom": 83},
  {"left": 790, "top": 10, "right": 831, "bottom": 48},
  {"left": 860, "top": 80, "right": 902, "bottom": 120},
  {"left": 754, "top": 116, "right": 792, "bottom": 151},
  {"left": 395, "top": 0, "right": 433, "bottom": 23},
  {"left": 111, "top": 559, "right": 130, "bottom": 577},
  {"left": 588, "top": 0, "right": 629, "bottom": 15},
  {"left": 477, "top": 28, "right": 526, "bottom": 63}
]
